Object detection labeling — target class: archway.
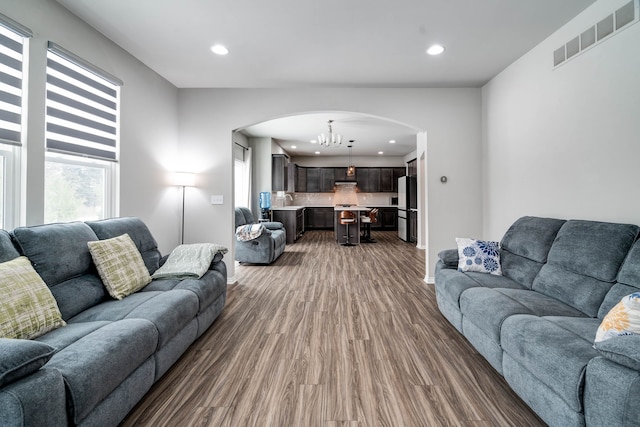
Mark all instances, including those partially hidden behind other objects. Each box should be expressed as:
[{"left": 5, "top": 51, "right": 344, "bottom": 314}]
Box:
[{"left": 230, "top": 110, "right": 427, "bottom": 281}]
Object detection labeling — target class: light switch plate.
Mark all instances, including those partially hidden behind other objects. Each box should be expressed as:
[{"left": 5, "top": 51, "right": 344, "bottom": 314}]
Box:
[{"left": 211, "top": 195, "right": 223, "bottom": 205}]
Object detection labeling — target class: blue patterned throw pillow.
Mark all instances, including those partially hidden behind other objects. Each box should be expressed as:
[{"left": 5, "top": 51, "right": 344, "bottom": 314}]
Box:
[{"left": 455, "top": 237, "right": 502, "bottom": 275}]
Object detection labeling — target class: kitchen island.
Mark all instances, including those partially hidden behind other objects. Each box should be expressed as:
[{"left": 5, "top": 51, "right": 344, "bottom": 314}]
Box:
[
  {"left": 271, "top": 206, "right": 305, "bottom": 244},
  {"left": 334, "top": 206, "right": 372, "bottom": 245}
]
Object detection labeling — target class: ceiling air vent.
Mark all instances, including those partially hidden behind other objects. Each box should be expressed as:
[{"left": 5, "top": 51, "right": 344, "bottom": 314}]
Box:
[{"left": 553, "top": 0, "right": 638, "bottom": 68}]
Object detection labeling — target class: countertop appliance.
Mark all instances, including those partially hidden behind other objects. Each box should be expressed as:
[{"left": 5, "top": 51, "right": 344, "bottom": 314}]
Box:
[{"left": 397, "top": 176, "right": 417, "bottom": 242}]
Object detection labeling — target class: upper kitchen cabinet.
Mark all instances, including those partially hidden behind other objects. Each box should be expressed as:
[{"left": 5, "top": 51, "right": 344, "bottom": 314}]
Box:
[
  {"left": 273, "top": 155, "right": 304, "bottom": 192},
  {"left": 407, "top": 158, "right": 417, "bottom": 178},
  {"left": 386, "top": 167, "right": 406, "bottom": 192},
  {"left": 295, "top": 165, "right": 307, "bottom": 193},
  {"left": 357, "top": 168, "right": 380, "bottom": 193},
  {"left": 320, "top": 168, "right": 335, "bottom": 192},
  {"left": 334, "top": 167, "right": 356, "bottom": 183},
  {"left": 272, "top": 154, "right": 288, "bottom": 191}
]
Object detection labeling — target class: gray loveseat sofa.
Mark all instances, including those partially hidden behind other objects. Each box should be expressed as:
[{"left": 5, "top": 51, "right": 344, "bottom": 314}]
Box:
[
  {"left": 0, "top": 217, "right": 227, "bottom": 427},
  {"left": 435, "top": 216, "right": 640, "bottom": 427},
  {"left": 234, "top": 207, "right": 286, "bottom": 264}
]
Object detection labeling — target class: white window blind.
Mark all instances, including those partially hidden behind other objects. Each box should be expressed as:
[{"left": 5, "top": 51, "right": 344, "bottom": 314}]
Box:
[
  {"left": 0, "top": 13, "right": 31, "bottom": 146},
  {"left": 46, "top": 42, "right": 122, "bottom": 161}
]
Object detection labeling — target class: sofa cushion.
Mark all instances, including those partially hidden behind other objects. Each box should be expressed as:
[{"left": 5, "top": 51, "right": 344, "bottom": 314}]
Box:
[
  {"left": 68, "top": 290, "right": 199, "bottom": 348},
  {"left": 501, "top": 315, "right": 600, "bottom": 412},
  {"left": 436, "top": 268, "right": 526, "bottom": 310},
  {"left": 500, "top": 216, "right": 566, "bottom": 288},
  {"left": 88, "top": 233, "right": 152, "bottom": 300},
  {"left": 455, "top": 238, "right": 501, "bottom": 275},
  {"left": 11, "top": 222, "right": 106, "bottom": 320},
  {"left": 460, "top": 287, "right": 585, "bottom": 344},
  {"left": 595, "top": 292, "right": 640, "bottom": 343},
  {"left": 0, "top": 338, "right": 55, "bottom": 387},
  {"left": 44, "top": 318, "right": 158, "bottom": 424},
  {"left": 234, "top": 207, "right": 254, "bottom": 228},
  {"left": 599, "top": 240, "right": 640, "bottom": 318},
  {"left": 143, "top": 270, "right": 226, "bottom": 313},
  {"left": 11, "top": 222, "right": 99, "bottom": 286},
  {"left": 86, "top": 217, "right": 162, "bottom": 274},
  {"left": 0, "top": 257, "right": 66, "bottom": 339},
  {"left": 0, "top": 229, "right": 20, "bottom": 263},
  {"left": 532, "top": 220, "right": 639, "bottom": 317}
]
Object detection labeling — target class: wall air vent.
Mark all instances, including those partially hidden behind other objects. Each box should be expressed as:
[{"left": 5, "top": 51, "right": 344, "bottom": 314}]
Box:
[{"left": 553, "top": 0, "right": 638, "bottom": 68}]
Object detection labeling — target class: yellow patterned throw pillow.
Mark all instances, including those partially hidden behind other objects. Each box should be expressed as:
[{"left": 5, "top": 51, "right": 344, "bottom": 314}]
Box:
[
  {"left": 87, "top": 233, "right": 152, "bottom": 300},
  {"left": 595, "top": 292, "right": 640, "bottom": 343},
  {"left": 0, "top": 256, "right": 66, "bottom": 339}
]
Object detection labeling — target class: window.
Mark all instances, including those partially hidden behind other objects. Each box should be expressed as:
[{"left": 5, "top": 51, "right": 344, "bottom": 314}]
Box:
[
  {"left": 45, "top": 42, "right": 122, "bottom": 222},
  {"left": 234, "top": 143, "right": 251, "bottom": 209},
  {"left": 0, "top": 14, "right": 31, "bottom": 229}
]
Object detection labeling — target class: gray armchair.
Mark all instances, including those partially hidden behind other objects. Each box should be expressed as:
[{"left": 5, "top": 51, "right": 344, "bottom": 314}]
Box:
[{"left": 234, "top": 207, "right": 286, "bottom": 264}]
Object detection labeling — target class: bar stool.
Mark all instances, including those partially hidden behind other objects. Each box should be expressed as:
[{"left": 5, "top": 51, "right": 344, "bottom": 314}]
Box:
[
  {"left": 360, "top": 208, "right": 378, "bottom": 243},
  {"left": 339, "top": 210, "right": 356, "bottom": 246}
]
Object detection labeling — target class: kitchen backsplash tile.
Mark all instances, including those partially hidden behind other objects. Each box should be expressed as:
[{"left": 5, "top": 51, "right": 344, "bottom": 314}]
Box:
[{"left": 287, "top": 192, "right": 398, "bottom": 207}]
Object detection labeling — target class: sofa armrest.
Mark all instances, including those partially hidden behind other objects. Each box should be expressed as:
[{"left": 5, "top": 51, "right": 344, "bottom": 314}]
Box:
[
  {"left": 438, "top": 248, "right": 459, "bottom": 268},
  {"left": 594, "top": 335, "right": 640, "bottom": 371},
  {"left": 0, "top": 368, "right": 68, "bottom": 427},
  {"left": 262, "top": 221, "right": 284, "bottom": 231},
  {"left": 0, "top": 339, "right": 55, "bottom": 387}
]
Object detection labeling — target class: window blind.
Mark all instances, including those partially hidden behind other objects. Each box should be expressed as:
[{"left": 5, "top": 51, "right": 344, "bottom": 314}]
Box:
[
  {"left": 0, "top": 13, "right": 31, "bottom": 146},
  {"left": 45, "top": 42, "right": 122, "bottom": 161}
]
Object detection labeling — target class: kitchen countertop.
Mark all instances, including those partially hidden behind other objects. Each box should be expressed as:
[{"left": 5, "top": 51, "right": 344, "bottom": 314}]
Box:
[{"left": 270, "top": 205, "right": 306, "bottom": 210}]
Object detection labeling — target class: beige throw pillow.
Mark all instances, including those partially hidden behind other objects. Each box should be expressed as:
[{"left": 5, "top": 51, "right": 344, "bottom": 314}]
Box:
[
  {"left": 88, "top": 233, "right": 151, "bottom": 300},
  {"left": 0, "top": 256, "right": 66, "bottom": 339}
]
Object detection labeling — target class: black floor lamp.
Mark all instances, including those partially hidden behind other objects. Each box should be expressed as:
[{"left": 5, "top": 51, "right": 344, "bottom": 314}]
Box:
[{"left": 171, "top": 172, "right": 196, "bottom": 244}]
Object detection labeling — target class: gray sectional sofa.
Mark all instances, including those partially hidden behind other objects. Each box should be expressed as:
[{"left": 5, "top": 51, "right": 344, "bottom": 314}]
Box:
[
  {"left": 435, "top": 216, "right": 640, "bottom": 427},
  {"left": 0, "top": 217, "right": 227, "bottom": 427}
]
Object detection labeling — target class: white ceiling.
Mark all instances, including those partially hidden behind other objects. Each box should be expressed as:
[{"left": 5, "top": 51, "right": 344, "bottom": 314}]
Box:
[
  {"left": 239, "top": 112, "right": 419, "bottom": 157},
  {"left": 55, "top": 0, "right": 596, "bottom": 156}
]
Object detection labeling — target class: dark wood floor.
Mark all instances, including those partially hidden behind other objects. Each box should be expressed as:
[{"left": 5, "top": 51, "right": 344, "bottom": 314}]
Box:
[{"left": 122, "top": 230, "right": 546, "bottom": 426}]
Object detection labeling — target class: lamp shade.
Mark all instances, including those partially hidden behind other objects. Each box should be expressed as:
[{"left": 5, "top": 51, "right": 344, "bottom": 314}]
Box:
[{"left": 170, "top": 172, "right": 196, "bottom": 187}]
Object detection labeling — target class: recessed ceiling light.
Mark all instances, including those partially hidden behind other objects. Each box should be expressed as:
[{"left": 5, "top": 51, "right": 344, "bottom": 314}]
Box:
[
  {"left": 426, "top": 44, "right": 445, "bottom": 55},
  {"left": 378, "top": 151, "right": 384, "bottom": 155},
  {"left": 389, "top": 140, "right": 396, "bottom": 144},
  {"left": 310, "top": 140, "right": 317, "bottom": 144},
  {"left": 291, "top": 145, "right": 297, "bottom": 149},
  {"left": 211, "top": 44, "right": 229, "bottom": 55},
  {"left": 315, "top": 151, "right": 320, "bottom": 155}
]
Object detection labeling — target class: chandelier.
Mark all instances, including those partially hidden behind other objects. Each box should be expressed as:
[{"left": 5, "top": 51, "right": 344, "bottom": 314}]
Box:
[
  {"left": 318, "top": 120, "right": 342, "bottom": 147},
  {"left": 346, "top": 140, "right": 356, "bottom": 177}
]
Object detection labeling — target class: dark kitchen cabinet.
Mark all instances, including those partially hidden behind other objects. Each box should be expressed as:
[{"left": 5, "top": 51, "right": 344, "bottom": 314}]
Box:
[
  {"left": 305, "top": 207, "right": 334, "bottom": 229},
  {"left": 358, "top": 168, "right": 380, "bottom": 193},
  {"left": 296, "top": 166, "right": 307, "bottom": 193},
  {"left": 392, "top": 167, "right": 405, "bottom": 192},
  {"left": 271, "top": 155, "right": 287, "bottom": 191},
  {"left": 380, "top": 168, "right": 394, "bottom": 192},
  {"left": 334, "top": 166, "right": 356, "bottom": 182},
  {"left": 407, "top": 158, "right": 417, "bottom": 178},
  {"left": 379, "top": 207, "right": 398, "bottom": 230},
  {"left": 321, "top": 168, "right": 335, "bottom": 192},
  {"left": 272, "top": 208, "right": 305, "bottom": 244},
  {"left": 306, "top": 168, "right": 321, "bottom": 192}
]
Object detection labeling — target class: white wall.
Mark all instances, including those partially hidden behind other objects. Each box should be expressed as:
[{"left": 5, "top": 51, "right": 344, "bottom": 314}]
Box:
[
  {"left": 482, "top": 0, "right": 640, "bottom": 239},
  {"left": 1, "top": 0, "right": 181, "bottom": 254},
  {"left": 177, "top": 88, "right": 482, "bottom": 281}
]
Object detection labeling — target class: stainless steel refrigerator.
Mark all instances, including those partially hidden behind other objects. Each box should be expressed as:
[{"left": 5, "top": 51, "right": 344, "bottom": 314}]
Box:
[{"left": 397, "top": 176, "right": 417, "bottom": 242}]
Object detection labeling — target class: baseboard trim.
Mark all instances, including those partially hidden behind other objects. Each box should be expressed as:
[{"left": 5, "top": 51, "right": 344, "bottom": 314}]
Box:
[{"left": 424, "top": 276, "right": 435, "bottom": 284}]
